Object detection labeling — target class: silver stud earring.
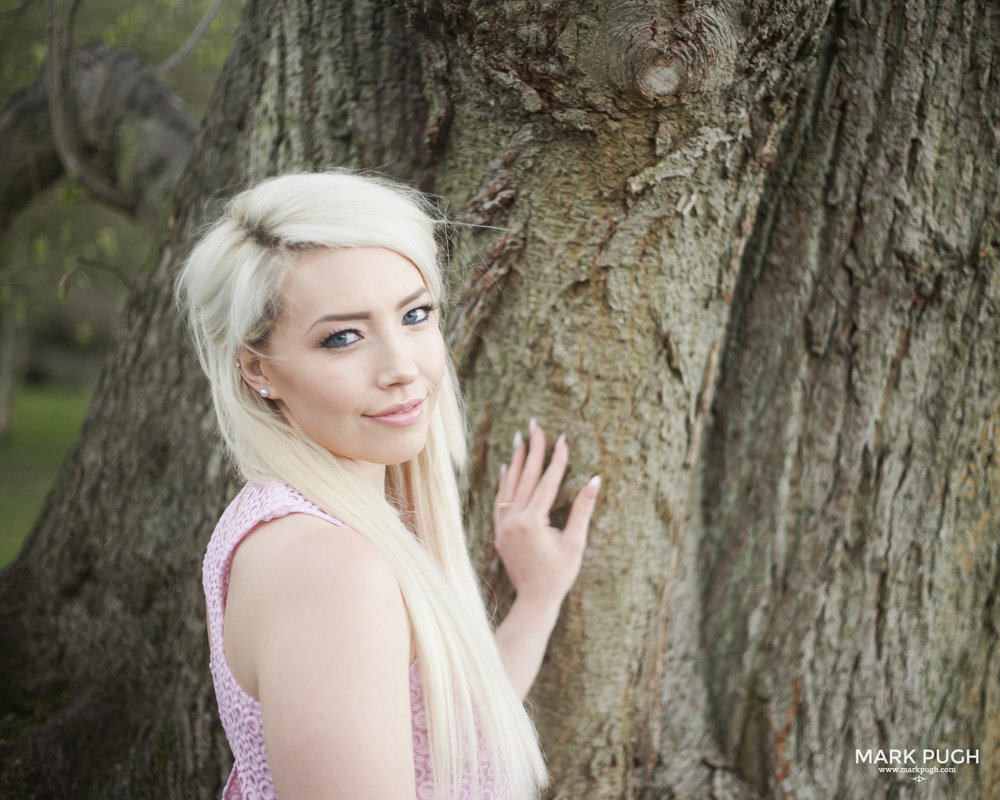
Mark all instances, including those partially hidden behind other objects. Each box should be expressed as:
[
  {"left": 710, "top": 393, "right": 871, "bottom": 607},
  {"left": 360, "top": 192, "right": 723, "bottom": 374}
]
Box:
[{"left": 259, "top": 388, "right": 270, "bottom": 399}]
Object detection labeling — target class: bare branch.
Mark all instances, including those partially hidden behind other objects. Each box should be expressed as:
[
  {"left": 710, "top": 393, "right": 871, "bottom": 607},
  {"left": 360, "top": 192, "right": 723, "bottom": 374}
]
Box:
[
  {"left": 60, "top": 256, "right": 135, "bottom": 295},
  {"left": 2, "top": 43, "right": 197, "bottom": 234},
  {"left": 44, "top": 0, "right": 135, "bottom": 215},
  {"left": 157, "top": 0, "right": 230, "bottom": 76}
]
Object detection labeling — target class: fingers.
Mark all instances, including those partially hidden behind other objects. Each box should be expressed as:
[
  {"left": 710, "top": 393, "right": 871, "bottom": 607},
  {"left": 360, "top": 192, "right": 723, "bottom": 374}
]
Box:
[
  {"left": 513, "top": 419, "right": 546, "bottom": 506},
  {"left": 494, "top": 430, "right": 523, "bottom": 526},
  {"left": 496, "top": 419, "right": 595, "bottom": 522},
  {"left": 507, "top": 430, "right": 527, "bottom": 495},
  {"left": 563, "top": 475, "right": 601, "bottom": 546},
  {"left": 528, "top": 433, "right": 568, "bottom": 513}
]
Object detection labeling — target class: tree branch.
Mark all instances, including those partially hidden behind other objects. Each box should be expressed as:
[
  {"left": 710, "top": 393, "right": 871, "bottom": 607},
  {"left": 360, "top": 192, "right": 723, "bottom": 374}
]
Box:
[
  {"left": 157, "top": 0, "right": 229, "bottom": 76},
  {"left": 44, "top": 0, "right": 136, "bottom": 215},
  {"left": 2, "top": 42, "right": 197, "bottom": 234}
]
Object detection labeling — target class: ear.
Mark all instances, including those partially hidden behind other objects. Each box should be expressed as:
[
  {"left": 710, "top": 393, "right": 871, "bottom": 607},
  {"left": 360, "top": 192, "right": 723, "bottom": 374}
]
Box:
[{"left": 235, "top": 347, "right": 279, "bottom": 400}]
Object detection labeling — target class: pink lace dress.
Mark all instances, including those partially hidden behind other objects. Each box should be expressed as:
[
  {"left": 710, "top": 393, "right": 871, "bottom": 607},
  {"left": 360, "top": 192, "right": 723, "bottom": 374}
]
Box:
[{"left": 202, "top": 481, "right": 506, "bottom": 799}]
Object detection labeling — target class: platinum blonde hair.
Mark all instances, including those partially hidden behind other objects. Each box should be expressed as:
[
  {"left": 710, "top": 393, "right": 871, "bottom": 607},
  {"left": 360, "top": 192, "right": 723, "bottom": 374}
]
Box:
[{"left": 176, "top": 171, "right": 546, "bottom": 799}]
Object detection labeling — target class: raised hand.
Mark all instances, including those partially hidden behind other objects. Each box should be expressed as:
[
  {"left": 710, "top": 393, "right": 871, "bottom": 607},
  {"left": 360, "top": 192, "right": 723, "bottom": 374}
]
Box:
[{"left": 493, "top": 418, "right": 600, "bottom": 608}]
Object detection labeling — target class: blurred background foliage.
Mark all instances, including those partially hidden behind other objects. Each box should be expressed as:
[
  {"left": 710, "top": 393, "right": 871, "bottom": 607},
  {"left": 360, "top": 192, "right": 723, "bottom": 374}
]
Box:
[{"left": 0, "top": 0, "right": 242, "bottom": 566}]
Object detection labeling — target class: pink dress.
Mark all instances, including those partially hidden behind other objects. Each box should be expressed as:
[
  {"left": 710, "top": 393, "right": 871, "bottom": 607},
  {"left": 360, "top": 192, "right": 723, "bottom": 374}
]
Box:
[{"left": 202, "top": 481, "right": 506, "bottom": 799}]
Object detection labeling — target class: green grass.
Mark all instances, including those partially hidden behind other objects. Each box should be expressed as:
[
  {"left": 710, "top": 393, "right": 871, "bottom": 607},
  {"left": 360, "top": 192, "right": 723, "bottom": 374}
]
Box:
[{"left": 0, "top": 384, "right": 92, "bottom": 568}]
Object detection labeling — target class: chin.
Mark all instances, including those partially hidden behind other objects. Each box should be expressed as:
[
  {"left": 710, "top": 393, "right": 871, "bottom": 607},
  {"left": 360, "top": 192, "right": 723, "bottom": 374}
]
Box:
[
  {"left": 374, "top": 433, "right": 432, "bottom": 467},
  {"left": 384, "top": 445, "right": 430, "bottom": 467}
]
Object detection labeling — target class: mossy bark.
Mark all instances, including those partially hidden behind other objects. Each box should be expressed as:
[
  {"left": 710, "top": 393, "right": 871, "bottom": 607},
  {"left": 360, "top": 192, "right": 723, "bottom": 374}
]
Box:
[{"left": 1, "top": 1, "right": 997, "bottom": 798}]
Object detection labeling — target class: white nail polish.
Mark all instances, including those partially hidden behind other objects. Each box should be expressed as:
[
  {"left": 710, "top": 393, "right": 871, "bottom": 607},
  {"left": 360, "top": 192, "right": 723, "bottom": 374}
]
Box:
[
  {"left": 586, "top": 475, "right": 602, "bottom": 491},
  {"left": 513, "top": 431, "right": 522, "bottom": 449},
  {"left": 529, "top": 417, "right": 537, "bottom": 432},
  {"left": 556, "top": 433, "right": 566, "bottom": 447}
]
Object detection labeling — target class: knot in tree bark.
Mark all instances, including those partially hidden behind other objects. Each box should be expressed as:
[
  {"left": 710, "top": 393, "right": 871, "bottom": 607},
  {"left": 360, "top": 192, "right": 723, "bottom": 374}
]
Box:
[{"left": 611, "top": 7, "right": 736, "bottom": 103}]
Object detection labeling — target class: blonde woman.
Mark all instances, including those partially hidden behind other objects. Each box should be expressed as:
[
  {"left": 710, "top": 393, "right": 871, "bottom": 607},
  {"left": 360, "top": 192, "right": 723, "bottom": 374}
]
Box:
[{"left": 177, "top": 172, "right": 600, "bottom": 800}]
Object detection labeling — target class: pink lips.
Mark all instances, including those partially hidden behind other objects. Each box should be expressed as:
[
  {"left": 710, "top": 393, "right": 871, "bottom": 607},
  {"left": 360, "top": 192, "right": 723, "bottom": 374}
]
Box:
[{"left": 365, "top": 399, "right": 425, "bottom": 427}]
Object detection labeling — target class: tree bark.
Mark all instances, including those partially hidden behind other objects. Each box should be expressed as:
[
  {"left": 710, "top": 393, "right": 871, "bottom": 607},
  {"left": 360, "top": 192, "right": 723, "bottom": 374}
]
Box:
[
  {"left": 0, "top": 297, "right": 22, "bottom": 441},
  {"left": 1, "top": 1, "right": 998, "bottom": 799},
  {"left": 701, "top": 3, "right": 1000, "bottom": 798}
]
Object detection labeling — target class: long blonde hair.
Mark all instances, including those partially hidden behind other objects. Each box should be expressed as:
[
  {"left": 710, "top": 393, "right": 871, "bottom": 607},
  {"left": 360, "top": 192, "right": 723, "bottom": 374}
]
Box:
[{"left": 176, "top": 171, "right": 546, "bottom": 799}]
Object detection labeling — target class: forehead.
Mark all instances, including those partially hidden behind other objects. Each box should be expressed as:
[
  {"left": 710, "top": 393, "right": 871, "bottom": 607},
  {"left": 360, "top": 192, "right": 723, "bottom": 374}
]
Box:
[{"left": 280, "top": 247, "right": 427, "bottom": 311}]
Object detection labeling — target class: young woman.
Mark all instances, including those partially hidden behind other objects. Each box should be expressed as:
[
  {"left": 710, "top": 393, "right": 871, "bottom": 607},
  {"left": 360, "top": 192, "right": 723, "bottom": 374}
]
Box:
[{"left": 177, "top": 171, "right": 600, "bottom": 800}]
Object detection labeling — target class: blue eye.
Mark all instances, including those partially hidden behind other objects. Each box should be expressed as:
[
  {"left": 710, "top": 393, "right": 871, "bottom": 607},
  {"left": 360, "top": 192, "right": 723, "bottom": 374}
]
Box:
[
  {"left": 403, "top": 305, "right": 435, "bottom": 325},
  {"left": 321, "top": 329, "right": 361, "bottom": 349}
]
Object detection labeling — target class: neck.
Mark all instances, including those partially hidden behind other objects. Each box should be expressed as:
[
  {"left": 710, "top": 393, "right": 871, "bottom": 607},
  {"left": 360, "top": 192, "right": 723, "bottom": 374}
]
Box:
[{"left": 346, "top": 459, "right": 386, "bottom": 495}]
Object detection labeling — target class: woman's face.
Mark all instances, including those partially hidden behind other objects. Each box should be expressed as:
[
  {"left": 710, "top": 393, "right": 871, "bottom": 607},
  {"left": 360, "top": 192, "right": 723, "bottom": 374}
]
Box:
[{"left": 245, "top": 246, "right": 446, "bottom": 488}]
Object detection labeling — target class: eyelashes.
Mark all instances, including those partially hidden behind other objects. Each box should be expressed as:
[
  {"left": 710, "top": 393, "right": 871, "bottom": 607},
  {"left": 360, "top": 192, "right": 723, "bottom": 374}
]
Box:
[
  {"left": 320, "top": 329, "right": 361, "bottom": 349},
  {"left": 403, "top": 303, "right": 437, "bottom": 326},
  {"left": 319, "top": 304, "right": 437, "bottom": 350}
]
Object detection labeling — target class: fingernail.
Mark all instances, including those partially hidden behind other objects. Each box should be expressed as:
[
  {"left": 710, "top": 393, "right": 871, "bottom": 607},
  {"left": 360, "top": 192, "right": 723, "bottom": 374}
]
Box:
[
  {"left": 500, "top": 463, "right": 507, "bottom": 476},
  {"left": 529, "top": 417, "right": 537, "bottom": 432},
  {"left": 586, "top": 475, "right": 602, "bottom": 494},
  {"left": 513, "top": 431, "right": 522, "bottom": 449},
  {"left": 556, "top": 433, "right": 566, "bottom": 447}
]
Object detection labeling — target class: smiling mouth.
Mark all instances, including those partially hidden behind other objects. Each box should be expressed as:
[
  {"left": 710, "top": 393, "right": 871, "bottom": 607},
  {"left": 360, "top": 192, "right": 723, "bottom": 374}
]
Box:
[{"left": 365, "top": 399, "right": 425, "bottom": 426}]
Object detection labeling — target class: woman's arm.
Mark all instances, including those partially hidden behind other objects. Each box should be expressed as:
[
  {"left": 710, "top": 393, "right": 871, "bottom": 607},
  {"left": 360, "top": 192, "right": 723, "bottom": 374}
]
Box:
[
  {"left": 493, "top": 420, "right": 600, "bottom": 698},
  {"left": 224, "top": 513, "right": 416, "bottom": 799}
]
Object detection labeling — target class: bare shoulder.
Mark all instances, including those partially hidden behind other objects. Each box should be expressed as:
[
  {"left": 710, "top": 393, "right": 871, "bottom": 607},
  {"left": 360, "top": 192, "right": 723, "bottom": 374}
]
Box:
[
  {"left": 231, "top": 512, "right": 399, "bottom": 603},
  {"left": 226, "top": 513, "right": 417, "bottom": 796},
  {"left": 224, "top": 513, "right": 408, "bottom": 699}
]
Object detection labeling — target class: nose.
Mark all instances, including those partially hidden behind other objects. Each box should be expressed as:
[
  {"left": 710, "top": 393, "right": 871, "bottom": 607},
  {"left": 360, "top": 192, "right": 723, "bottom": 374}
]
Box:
[{"left": 375, "top": 332, "right": 419, "bottom": 389}]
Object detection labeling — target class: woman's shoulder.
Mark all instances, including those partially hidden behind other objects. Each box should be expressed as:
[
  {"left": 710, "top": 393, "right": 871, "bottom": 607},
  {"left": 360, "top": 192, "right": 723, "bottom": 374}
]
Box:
[
  {"left": 204, "top": 481, "right": 344, "bottom": 587},
  {"left": 223, "top": 490, "right": 408, "bottom": 698},
  {"left": 228, "top": 488, "right": 403, "bottom": 636},
  {"left": 232, "top": 504, "right": 392, "bottom": 592},
  {"left": 222, "top": 480, "right": 344, "bottom": 531}
]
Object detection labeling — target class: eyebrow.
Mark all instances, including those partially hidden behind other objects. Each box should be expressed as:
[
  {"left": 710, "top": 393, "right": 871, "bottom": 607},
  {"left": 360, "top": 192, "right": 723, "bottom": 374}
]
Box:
[{"left": 304, "top": 287, "right": 430, "bottom": 334}]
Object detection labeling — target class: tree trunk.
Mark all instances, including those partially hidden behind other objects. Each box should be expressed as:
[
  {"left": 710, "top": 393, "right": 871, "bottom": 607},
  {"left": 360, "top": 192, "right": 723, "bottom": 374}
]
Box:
[
  {"left": 0, "top": 296, "right": 22, "bottom": 442},
  {"left": 1, "top": 1, "right": 997, "bottom": 798},
  {"left": 700, "top": 3, "right": 1000, "bottom": 798}
]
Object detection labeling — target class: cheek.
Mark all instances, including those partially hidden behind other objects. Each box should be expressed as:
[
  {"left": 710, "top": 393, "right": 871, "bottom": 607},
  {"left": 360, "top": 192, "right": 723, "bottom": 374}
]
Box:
[
  {"left": 425, "top": 333, "right": 447, "bottom": 387},
  {"left": 276, "top": 366, "right": 358, "bottom": 418}
]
